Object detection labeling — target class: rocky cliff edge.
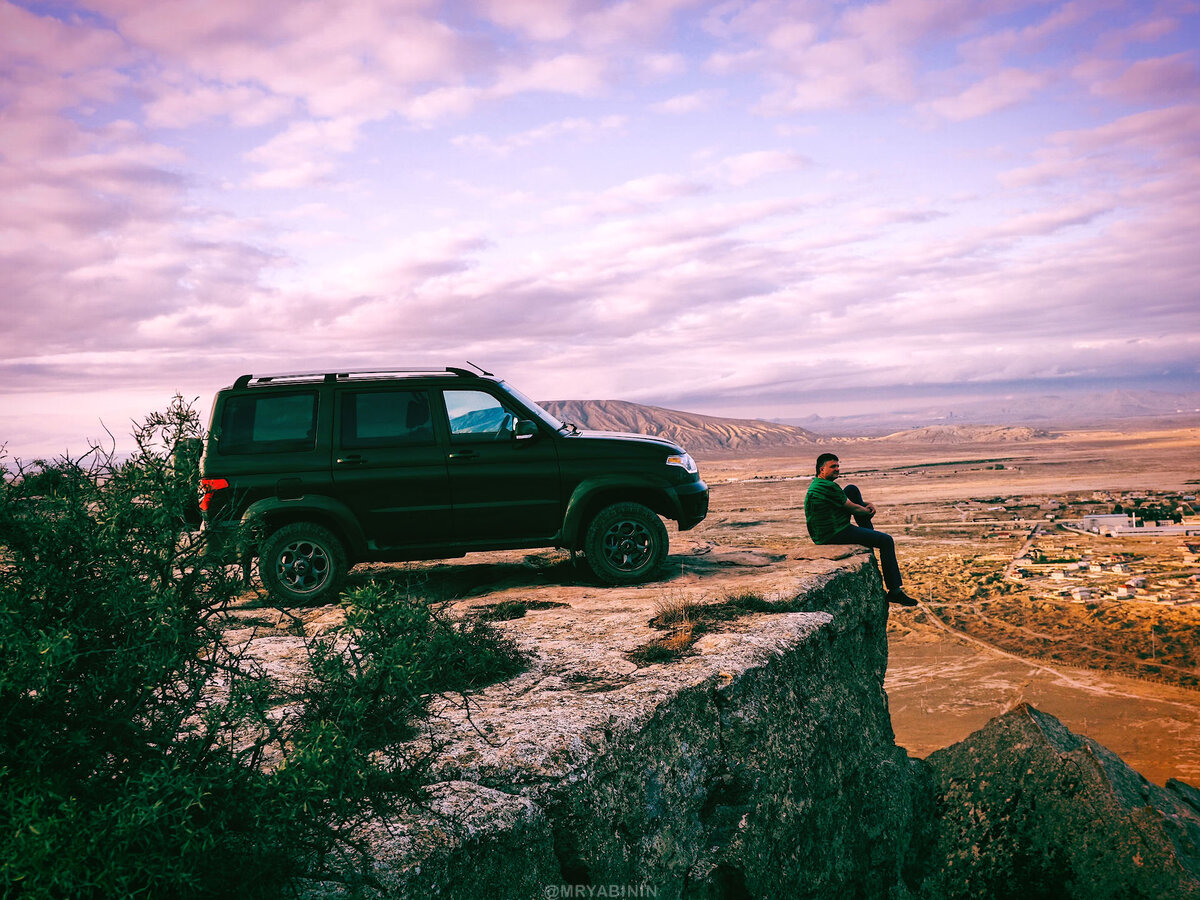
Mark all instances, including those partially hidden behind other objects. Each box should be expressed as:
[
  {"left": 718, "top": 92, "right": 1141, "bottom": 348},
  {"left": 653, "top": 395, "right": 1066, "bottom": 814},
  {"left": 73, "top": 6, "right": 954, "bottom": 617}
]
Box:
[
  {"left": 305, "top": 548, "right": 918, "bottom": 898},
  {"left": 299, "top": 545, "right": 1200, "bottom": 899}
]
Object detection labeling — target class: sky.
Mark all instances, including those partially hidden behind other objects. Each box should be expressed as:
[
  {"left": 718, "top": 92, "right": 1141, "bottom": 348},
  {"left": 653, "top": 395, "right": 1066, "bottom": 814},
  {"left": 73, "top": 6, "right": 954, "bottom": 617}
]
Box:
[{"left": 2, "top": 0, "right": 1199, "bottom": 460}]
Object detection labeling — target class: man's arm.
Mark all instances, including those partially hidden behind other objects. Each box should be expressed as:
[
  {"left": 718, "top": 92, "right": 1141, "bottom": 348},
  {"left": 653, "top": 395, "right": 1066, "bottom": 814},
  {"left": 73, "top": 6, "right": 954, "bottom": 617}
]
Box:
[{"left": 844, "top": 498, "right": 876, "bottom": 517}]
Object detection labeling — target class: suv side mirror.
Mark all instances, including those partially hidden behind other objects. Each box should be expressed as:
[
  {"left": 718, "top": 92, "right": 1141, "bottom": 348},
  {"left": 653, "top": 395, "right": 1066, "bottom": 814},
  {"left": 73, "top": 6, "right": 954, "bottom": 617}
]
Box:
[{"left": 514, "top": 419, "right": 538, "bottom": 440}]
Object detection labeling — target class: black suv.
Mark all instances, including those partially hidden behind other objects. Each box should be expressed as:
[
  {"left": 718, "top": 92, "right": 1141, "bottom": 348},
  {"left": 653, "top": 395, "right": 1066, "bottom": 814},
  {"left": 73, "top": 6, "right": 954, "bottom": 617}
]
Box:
[{"left": 200, "top": 367, "right": 709, "bottom": 602}]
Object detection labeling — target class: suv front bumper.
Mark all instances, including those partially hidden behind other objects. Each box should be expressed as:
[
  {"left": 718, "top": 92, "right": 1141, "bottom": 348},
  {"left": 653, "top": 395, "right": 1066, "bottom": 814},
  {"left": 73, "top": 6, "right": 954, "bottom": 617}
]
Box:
[{"left": 675, "top": 479, "right": 709, "bottom": 531}]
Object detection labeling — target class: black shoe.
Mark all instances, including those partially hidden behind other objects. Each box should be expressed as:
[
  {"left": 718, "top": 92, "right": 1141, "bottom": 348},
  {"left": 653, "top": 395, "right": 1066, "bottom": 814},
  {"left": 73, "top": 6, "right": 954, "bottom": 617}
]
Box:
[{"left": 887, "top": 589, "right": 918, "bottom": 607}]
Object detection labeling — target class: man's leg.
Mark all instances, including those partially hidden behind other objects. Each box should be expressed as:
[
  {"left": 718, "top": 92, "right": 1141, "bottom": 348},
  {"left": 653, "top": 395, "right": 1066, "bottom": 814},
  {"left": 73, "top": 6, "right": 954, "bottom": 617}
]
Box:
[
  {"left": 842, "top": 484, "right": 874, "bottom": 528},
  {"left": 824, "top": 523, "right": 909, "bottom": 602}
]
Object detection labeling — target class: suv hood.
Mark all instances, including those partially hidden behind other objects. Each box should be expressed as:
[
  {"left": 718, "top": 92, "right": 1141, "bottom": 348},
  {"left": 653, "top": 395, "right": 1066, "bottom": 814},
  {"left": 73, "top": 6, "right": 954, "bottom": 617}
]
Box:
[{"left": 569, "top": 430, "right": 685, "bottom": 453}]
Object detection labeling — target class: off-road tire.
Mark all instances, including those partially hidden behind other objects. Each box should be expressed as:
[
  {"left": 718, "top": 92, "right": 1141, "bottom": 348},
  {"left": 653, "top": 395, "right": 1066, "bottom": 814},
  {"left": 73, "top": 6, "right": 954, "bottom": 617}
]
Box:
[
  {"left": 260, "top": 522, "right": 347, "bottom": 604},
  {"left": 583, "top": 502, "right": 668, "bottom": 585}
]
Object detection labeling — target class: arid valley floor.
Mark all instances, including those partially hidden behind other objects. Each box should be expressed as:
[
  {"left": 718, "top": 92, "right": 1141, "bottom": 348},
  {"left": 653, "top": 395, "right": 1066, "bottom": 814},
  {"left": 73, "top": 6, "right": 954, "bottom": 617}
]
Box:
[{"left": 693, "top": 421, "right": 1200, "bottom": 786}]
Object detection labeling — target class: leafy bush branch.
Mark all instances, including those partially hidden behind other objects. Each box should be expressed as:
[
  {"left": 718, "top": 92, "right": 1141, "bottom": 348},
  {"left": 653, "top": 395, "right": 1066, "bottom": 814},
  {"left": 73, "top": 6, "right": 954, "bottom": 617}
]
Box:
[{"left": 0, "top": 397, "right": 525, "bottom": 898}]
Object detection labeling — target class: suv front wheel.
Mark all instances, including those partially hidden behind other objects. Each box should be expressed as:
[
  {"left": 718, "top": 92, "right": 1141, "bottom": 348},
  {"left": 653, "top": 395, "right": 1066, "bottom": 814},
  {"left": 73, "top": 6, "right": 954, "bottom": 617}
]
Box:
[
  {"left": 584, "top": 502, "right": 668, "bottom": 585},
  {"left": 260, "top": 522, "right": 348, "bottom": 604}
]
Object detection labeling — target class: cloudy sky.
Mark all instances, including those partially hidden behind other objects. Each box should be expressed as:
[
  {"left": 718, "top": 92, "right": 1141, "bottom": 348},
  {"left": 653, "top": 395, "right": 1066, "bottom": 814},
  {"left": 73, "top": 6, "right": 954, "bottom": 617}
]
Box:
[{"left": 3, "top": 0, "right": 1199, "bottom": 459}]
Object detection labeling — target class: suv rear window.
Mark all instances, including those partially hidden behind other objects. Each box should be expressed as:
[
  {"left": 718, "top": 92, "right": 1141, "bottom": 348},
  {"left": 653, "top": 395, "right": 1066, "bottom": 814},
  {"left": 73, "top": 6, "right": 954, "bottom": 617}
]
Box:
[{"left": 218, "top": 391, "right": 318, "bottom": 454}]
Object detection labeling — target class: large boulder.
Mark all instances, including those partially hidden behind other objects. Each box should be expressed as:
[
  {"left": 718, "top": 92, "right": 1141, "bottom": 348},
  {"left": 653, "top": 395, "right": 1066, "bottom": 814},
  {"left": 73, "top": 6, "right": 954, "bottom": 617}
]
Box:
[{"left": 914, "top": 703, "right": 1200, "bottom": 899}]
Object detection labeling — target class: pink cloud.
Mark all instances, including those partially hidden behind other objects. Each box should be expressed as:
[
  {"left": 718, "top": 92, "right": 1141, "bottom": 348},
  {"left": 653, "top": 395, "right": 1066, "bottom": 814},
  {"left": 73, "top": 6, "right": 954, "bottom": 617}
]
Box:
[
  {"left": 1063, "top": 104, "right": 1200, "bottom": 158},
  {"left": 1095, "top": 13, "right": 1183, "bottom": 55},
  {"left": 651, "top": 89, "right": 721, "bottom": 114},
  {"left": 493, "top": 53, "right": 608, "bottom": 97},
  {"left": 476, "top": 0, "right": 577, "bottom": 41},
  {"left": 402, "top": 84, "right": 482, "bottom": 123},
  {"left": 956, "top": 1, "right": 1099, "bottom": 67},
  {"left": 0, "top": 2, "right": 128, "bottom": 71},
  {"left": 451, "top": 115, "right": 627, "bottom": 154},
  {"left": 926, "top": 67, "right": 1049, "bottom": 120},
  {"left": 547, "top": 173, "right": 710, "bottom": 224},
  {"left": 575, "top": 0, "right": 703, "bottom": 46},
  {"left": 1083, "top": 52, "right": 1200, "bottom": 103},
  {"left": 144, "top": 82, "right": 296, "bottom": 128},
  {"left": 84, "top": 0, "right": 471, "bottom": 120},
  {"left": 711, "top": 0, "right": 985, "bottom": 113},
  {"left": 841, "top": 0, "right": 977, "bottom": 48},
  {"left": 403, "top": 52, "right": 610, "bottom": 123},
  {"left": 641, "top": 52, "right": 687, "bottom": 78},
  {"left": 713, "top": 150, "right": 810, "bottom": 186},
  {"left": 476, "top": 0, "right": 703, "bottom": 48},
  {"left": 244, "top": 116, "right": 364, "bottom": 188},
  {"left": 758, "top": 42, "right": 917, "bottom": 112}
]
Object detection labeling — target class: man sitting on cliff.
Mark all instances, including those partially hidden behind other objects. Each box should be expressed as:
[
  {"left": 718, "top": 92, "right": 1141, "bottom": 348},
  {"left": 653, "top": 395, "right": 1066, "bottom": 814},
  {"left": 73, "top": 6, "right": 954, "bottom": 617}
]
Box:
[{"left": 804, "top": 453, "right": 918, "bottom": 607}]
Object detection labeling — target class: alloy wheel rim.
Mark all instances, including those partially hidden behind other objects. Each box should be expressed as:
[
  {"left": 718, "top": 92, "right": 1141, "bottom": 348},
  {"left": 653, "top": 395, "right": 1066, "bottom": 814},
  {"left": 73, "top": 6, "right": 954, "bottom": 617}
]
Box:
[
  {"left": 276, "top": 539, "right": 331, "bottom": 593},
  {"left": 601, "top": 519, "right": 653, "bottom": 571}
]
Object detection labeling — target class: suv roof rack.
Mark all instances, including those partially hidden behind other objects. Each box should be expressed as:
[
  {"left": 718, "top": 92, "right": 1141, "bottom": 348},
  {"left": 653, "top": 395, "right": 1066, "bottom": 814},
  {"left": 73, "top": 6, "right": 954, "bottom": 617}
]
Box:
[{"left": 232, "top": 367, "right": 486, "bottom": 389}]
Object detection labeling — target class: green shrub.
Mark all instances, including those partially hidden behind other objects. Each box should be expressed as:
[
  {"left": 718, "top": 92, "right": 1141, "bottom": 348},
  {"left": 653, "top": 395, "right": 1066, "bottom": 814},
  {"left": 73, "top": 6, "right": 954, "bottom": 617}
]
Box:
[
  {"left": 296, "top": 582, "right": 526, "bottom": 785},
  {"left": 0, "top": 398, "right": 526, "bottom": 899},
  {"left": 0, "top": 398, "right": 282, "bottom": 897}
]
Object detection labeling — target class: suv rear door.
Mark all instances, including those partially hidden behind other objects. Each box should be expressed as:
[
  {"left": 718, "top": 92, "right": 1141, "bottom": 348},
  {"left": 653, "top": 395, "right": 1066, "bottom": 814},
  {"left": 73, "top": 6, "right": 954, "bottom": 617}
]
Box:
[
  {"left": 331, "top": 387, "right": 452, "bottom": 548},
  {"left": 440, "top": 387, "right": 562, "bottom": 542},
  {"left": 207, "top": 387, "right": 333, "bottom": 512}
]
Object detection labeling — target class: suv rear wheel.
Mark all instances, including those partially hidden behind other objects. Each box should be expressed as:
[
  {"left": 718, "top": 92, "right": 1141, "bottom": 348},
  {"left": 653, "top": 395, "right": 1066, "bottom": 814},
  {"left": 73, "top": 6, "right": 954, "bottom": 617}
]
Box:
[
  {"left": 584, "top": 502, "right": 668, "bottom": 585},
  {"left": 260, "top": 522, "right": 347, "bottom": 604}
]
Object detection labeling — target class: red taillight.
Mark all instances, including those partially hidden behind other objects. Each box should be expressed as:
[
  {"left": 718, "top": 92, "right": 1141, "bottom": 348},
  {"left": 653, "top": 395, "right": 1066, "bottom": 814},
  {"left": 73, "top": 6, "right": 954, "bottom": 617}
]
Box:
[{"left": 199, "top": 478, "right": 228, "bottom": 511}]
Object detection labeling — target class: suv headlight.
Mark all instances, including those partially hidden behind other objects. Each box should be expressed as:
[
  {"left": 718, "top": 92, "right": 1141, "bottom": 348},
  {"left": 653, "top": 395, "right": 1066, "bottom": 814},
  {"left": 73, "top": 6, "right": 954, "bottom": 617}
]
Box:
[{"left": 666, "top": 452, "right": 697, "bottom": 474}]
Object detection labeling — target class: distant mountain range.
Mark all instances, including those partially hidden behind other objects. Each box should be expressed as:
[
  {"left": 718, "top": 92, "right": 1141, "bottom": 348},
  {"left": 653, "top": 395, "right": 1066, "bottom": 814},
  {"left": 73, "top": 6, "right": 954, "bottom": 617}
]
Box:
[
  {"left": 874, "top": 425, "right": 1051, "bottom": 444},
  {"left": 535, "top": 391, "right": 1197, "bottom": 454},
  {"left": 539, "top": 400, "right": 817, "bottom": 454},
  {"left": 786, "top": 389, "right": 1200, "bottom": 435},
  {"left": 537, "top": 400, "right": 1062, "bottom": 454}
]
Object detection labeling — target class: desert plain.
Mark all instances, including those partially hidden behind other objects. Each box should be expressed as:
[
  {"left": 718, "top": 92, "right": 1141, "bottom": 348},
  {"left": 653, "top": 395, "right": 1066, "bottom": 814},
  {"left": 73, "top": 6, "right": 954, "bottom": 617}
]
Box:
[{"left": 691, "top": 420, "right": 1200, "bottom": 786}]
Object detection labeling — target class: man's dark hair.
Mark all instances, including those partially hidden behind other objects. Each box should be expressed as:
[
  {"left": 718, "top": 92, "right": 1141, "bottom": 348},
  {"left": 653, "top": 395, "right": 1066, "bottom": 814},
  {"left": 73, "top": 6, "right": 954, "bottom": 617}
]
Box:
[{"left": 815, "top": 452, "right": 839, "bottom": 475}]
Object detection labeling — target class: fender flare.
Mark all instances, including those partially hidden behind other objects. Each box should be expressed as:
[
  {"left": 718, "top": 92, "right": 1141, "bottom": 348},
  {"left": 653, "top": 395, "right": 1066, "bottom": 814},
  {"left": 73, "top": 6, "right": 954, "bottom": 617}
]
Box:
[
  {"left": 560, "top": 475, "right": 682, "bottom": 548},
  {"left": 241, "top": 495, "right": 368, "bottom": 559}
]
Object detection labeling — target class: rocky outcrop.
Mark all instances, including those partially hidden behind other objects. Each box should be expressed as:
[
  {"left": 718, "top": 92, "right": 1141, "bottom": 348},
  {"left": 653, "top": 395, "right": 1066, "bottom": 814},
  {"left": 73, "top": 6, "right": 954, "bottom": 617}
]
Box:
[
  {"left": 304, "top": 549, "right": 1200, "bottom": 899},
  {"left": 314, "top": 560, "right": 921, "bottom": 898},
  {"left": 912, "top": 703, "right": 1200, "bottom": 900}
]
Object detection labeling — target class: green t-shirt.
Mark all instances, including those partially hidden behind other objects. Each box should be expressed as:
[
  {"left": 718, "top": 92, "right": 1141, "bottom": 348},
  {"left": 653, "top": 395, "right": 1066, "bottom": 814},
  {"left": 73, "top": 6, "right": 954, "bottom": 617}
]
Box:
[{"left": 805, "top": 477, "right": 851, "bottom": 544}]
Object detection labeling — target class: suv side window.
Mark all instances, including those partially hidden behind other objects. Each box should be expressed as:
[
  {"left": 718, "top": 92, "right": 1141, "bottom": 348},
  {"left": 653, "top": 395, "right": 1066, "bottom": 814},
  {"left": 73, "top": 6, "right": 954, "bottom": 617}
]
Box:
[
  {"left": 218, "top": 391, "right": 318, "bottom": 454},
  {"left": 340, "top": 390, "right": 434, "bottom": 449},
  {"left": 444, "top": 389, "right": 517, "bottom": 442}
]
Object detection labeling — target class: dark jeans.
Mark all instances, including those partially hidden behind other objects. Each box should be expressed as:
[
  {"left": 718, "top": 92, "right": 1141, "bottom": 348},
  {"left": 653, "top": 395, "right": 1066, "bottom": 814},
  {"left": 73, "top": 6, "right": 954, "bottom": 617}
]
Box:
[{"left": 825, "top": 483, "right": 902, "bottom": 592}]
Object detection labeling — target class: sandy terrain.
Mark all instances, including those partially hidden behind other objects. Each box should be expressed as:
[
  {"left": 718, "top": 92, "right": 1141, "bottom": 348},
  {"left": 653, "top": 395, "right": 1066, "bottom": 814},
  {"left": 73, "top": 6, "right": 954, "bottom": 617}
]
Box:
[
  {"left": 885, "top": 631, "right": 1200, "bottom": 786},
  {"left": 687, "top": 423, "right": 1200, "bottom": 785}
]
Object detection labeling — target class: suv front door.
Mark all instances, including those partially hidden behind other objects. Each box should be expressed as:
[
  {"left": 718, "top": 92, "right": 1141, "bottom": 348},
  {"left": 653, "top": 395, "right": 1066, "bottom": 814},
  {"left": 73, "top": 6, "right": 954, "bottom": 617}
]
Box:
[
  {"left": 441, "top": 388, "right": 562, "bottom": 542},
  {"left": 331, "top": 388, "right": 452, "bottom": 548}
]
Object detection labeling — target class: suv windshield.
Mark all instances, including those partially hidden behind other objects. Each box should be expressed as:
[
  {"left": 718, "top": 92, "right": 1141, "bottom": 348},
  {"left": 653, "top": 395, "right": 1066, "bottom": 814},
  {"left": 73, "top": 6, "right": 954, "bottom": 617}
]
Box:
[{"left": 498, "top": 381, "right": 563, "bottom": 431}]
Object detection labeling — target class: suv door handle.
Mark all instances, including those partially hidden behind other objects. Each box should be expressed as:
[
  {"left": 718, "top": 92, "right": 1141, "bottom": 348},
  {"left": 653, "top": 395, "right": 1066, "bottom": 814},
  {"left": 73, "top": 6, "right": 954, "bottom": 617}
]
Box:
[
  {"left": 448, "top": 450, "right": 478, "bottom": 460},
  {"left": 336, "top": 455, "right": 366, "bottom": 465}
]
